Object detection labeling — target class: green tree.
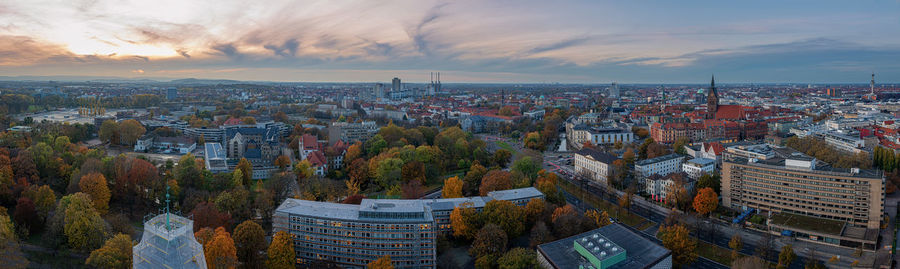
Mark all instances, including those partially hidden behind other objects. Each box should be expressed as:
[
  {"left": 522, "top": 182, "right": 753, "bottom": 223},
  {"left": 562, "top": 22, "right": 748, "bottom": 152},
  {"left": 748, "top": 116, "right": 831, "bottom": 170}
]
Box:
[
  {"left": 233, "top": 220, "right": 266, "bottom": 268},
  {"left": 673, "top": 137, "right": 690, "bottom": 155},
  {"left": 63, "top": 192, "right": 108, "bottom": 251},
  {"left": 375, "top": 158, "right": 404, "bottom": 188},
  {"left": 497, "top": 248, "right": 537, "bottom": 269},
  {"left": 463, "top": 163, "right": 488, "bottom": 196},
  {"left": 98, "top": 120, "right": 119, "bottom": 144},
  {"left": 512, "top": 157, "right": 540, "bottom": 179},
  {"left": 696, "top": 173, "right": 721, "bottom": 194},
  {"left": 232, "top": 169, "right": 244, "bottom": 188},
  {"left": 236, "top": 158, "right": 253, "bottom": 186},
  {"left": 266, "top": 231, "right": 295, "bottom": 269},
  {"left": 118, "top": 119, "right": 146, "bottom": 146},
  {"left": 86, "top": 233, "right": 133, "bottom": 269},
  {"left": 0, "top": 214, "right": 28, "bottom": 268},
  {"left": 492, "top": 149, "right": 513, "bottom": 168},
  {"left": 176, "top": 153, "right": 202, "bottom": 187},
  {"left": 778, "top": 245, "right": 796, "bottom": 269}
]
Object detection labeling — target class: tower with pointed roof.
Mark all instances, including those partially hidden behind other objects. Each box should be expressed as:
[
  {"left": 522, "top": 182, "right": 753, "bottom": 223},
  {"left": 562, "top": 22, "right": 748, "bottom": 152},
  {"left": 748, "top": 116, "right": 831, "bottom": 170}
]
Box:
[{"left": 706, "top": 75, "right": 719, "bottom": 119}]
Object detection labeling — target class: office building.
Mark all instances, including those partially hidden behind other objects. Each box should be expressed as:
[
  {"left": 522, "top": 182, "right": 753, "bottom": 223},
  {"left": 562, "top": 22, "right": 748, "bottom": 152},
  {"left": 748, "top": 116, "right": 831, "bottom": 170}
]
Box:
[
  {"left": 273, "top": 187, "right": 543, "bottom": 268},
  {"left": 204, "top": 143, "right": 228, "bottom": 173},
  {"left": 392, "top": 77, "right": 401, "bottom": 92},
  {"left": 574, "top": 148, "right": 618, "bottom": 186},
  {"left": 635, "top": 154, "right": 686, "bottom": 187},
  {"left": 166, "top": 87, "right": 178, "bottom": 100},
  {"left": 822, "top": 131, "right": 865, "bottom": 153},
  {"left": 682, "top": 157, "right": 715, "bottom": 180},
  {"left": 536, "top": 223, "right": 672, "bottom": 269},
  {"left": 721, "top": 145, "right": 884, "bottom": 250}
]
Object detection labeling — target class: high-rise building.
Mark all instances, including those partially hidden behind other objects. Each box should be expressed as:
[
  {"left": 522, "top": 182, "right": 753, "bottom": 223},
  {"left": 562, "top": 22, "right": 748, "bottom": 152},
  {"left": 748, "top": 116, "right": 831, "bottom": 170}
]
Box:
[
  {"left": 392, "top": 77, "right": 401, "bottom": 92},
  {"left": 706, "top": 76, "right": 718, "bottom": 119},
  {"left": 374, "top": 83, "right": 385, "bottom": 99},
  {"left": 721, "top": 144, "right": 884, "bottom": 250},
  {"left": 609, "top": 82, "right": 619, "bottom": 98},
  {"left": 166, "top": 87, "right": 177, "bottom": 100}
]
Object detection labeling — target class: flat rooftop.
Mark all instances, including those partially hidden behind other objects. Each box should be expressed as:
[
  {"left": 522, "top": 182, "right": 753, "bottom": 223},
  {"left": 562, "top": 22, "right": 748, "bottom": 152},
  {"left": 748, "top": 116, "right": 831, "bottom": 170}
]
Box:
[
  {"left": 636, "top": 153, "right": 685, "bottom": 166},
  {"left": 537, "top": 223, "right": 670, "bottom": 269}
]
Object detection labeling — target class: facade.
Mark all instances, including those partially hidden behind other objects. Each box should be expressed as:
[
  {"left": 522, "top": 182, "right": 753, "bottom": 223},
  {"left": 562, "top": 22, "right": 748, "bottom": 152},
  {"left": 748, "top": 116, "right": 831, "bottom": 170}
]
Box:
[
  {"left": 721, "top": 146, "right": 884, "bottom": 249},
  {"left": 166, "top": 87, "right": 177, "bottom": 100},
  {"left": 645, "top": 172, "right": 694, "bottom": 202},
  {"left": 682, "top": 157, "right": 715, "bottom": 180},
  {"left": 133, "top": 134, "right": 197, "bottom": 154},
  {"left": 567, "top": 123, "right": 633, "bottom": 150},
  {"left": 329, "top": 121, "right": 379, "bottom": 144},
  {"left": 635, "top": 153, "right": 686, "bottom": 187},
  {"left": 536, "top": 223, "right": 672, "bottom": 269},
  {"left": 133, "top": 212, "right": 207, "bottom": 269},
  {"left": 273, "top": 187, "right": 543, "bottom": 268},
  {"left": 574, "top": 148, "right": 618, "bottom": 186},
  {"left": 822, "top": 131, "right": 865, "bottom": 153}
]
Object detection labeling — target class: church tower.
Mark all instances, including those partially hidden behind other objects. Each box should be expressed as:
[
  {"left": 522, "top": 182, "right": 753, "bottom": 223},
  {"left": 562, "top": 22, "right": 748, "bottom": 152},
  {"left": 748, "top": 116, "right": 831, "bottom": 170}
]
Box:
[{"left": 706, "top": 75, "right": 718, "bottom": 119}]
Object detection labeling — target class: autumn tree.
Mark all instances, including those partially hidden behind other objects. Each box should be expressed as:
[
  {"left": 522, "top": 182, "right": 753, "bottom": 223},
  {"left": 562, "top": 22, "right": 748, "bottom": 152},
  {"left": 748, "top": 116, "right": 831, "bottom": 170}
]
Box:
[
  {"left": 523, "top": 132, "right": 543, "bottom": 150},
  {"left": 368, "top": 255, "right": 393, "bottom": 269},
  {"left": 13, "top": 197, "right": 40, "bottom": 234},
  {"left": 401, "top": 161, "right": 426, "bottom": 184},
  {"left": 497, "top": 248, "right": 537, "bottom": 269},
  {"left": 273, "top": 155, "right": 291, "bottom": 171},
  {"left": 118, "top": 119, "right": 146, "bottom": 146},
  {"left": 470, "top": 224, "right": 508, "bottom": 258},
  {"left": 63, "top": 192, "right": 108, "bottom": 251},
  {"left": 732, "top": 256, "right": 768, "bottom": 269},
  {"left": 443, "top": 176, "right": 464, "bottom": 198},
  {"left": 528, "top": 221, "right": 552, "bottom": 248},
  {"left": 450, "top": 202, "right": 480, "bottom": 240},
  {"left": 345, "top": 143, "right": 363, "bottom": 163},
  {"left": 86, "top": 233, "right": 133, "bottom": 269},
  {"left": 266, "top": 231, "right": 295, "bottom": 269},
  {"left": 692, "top": 187, "right": 718, "bottom": 216},
  {"left": 191, "top": 202, "right": 231, "bottom": 231},
  {"left": 482, "top": 200, "right": 526, "bottom": 237},
  {"left": 294, "top": 160, "right": 314, "bottom": 180},
  {"left": 659, "top": 224, "right": 698, "bottom": 266},
  {"left": 79, "top": 172, "right": 111, "bottom": 214},
  {"left": 176, "top": 153, "right": 202, "bottom": 187},
  {"left": 233, "top": 220, "right": 266, "bottom": 268},
  {"left": 524, "top": 198, "right": 547, "bottom": 225},
  {"left": 236, "top": 158, "right": 253, "bottom": 186},
  {"left": 231, "top": 169, "right": 244, "bottom": 188},
  {"left": 0, "top": 214, "right": 28, "bottom": 268},
  {"left": 729, "top": 234, "right": 743, "bottom": 261},
  {"left": 492, "top": 149, "right": 512, "bottom": 168},
  {"left": 479, "top": 170, "right": 512, "bottom": 196},
  {"left": 348, "top": 158, "right": 370, "bottom": 187},
  {"left": 463, "top": 163, "right": 488, "bottom": 196},
  {"left": 98, "top": 120, "right": 119, "bottom": 144},
  {"left": 697, "top": 173, "right": 721, "bottom": 194},
  {"left": 202, "top": 227, "right": 238, "bottom": 269},
  {"left": 778, "top": 245, "right": 796, "bottom": 269},
  {"left": 585, "top": 209, "right": 612, "bottom": 228}
]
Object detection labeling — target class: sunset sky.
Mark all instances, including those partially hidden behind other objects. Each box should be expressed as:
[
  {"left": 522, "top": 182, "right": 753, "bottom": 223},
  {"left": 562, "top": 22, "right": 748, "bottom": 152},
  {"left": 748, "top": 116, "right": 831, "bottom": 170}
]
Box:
[{"left": 1, "top": 0, "right": 899, "bottom": 83}]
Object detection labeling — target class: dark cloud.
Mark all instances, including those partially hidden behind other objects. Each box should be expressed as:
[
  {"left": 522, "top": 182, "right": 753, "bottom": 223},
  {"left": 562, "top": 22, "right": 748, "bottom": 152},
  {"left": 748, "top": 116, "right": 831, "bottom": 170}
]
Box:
[
  {"left": 408, "top": 3, "right": 448, "bottom": 56},
  {"left": 211, "top": 43, "right": 241, "bottom": 59},
  {"left": 363, "top": 41, "right": 393, "bottom": 57},
  {"left": 264, "top": 39, "right": 300, "bottom": 57},
  {"left": 177, "top": 49, "right": 191, "bottom": 58}
]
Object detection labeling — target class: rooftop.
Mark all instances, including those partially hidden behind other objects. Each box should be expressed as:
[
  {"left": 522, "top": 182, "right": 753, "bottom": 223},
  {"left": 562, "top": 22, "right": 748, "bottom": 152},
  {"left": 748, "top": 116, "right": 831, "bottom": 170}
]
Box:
[
  {"left": 487, "top": 187, "right": 543, "bottom": 201},
  {"left": 576, "top": 148, "right": 618, "bottom": 164},
  {"left": 537, "top": 223, "right": 670, "bottom": 269},
  {"left": 635, "top": 153, "right": 685, "bottom": 166}
]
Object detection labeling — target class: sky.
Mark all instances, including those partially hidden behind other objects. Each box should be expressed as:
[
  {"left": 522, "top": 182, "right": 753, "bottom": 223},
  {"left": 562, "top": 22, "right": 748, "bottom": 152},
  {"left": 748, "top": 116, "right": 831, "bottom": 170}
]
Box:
[{"left": 1, "top": 0, "right": 899, "bottom": 83}]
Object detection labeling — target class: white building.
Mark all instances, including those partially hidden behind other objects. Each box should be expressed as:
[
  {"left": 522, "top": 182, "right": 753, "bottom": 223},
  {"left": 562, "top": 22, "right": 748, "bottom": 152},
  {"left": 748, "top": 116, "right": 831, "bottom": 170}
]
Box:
[
  {"left": 574, "top": 148, "right": 618, "bottom": 186},
  {"left": 635, "top": 154, "right": 686, "bottom": 188},
  {"left": 645, "top": 172, "right": 695, "bottom": 201},
  {"left": 822, "top": 131, "right": 865, "bottom": 153},
  {"left": 682, "top": 158, "right": 716, "bottom": 180}
]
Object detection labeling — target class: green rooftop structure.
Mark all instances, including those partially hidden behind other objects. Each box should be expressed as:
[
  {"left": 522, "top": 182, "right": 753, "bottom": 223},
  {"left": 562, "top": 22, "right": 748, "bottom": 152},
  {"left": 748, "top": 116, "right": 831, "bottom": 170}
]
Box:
[{"left": 574, "top": 232, "right": 626, "bottom": 269}]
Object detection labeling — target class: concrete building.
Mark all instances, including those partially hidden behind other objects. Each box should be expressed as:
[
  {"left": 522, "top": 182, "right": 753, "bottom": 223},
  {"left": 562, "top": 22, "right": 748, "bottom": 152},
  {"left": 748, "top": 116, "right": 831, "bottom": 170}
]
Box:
[
  {"left": 203, "top": 143, "right": 228, "bottom": 173},
  {"left": 635, "top": 154, "right": 686, "bottom": 187},
  {"left": 822, "top": 131, "right": 865, "bottom": 153},
  {"left": 567, "top": 124, "right": 633, "bottom": 150},
  {"left": 273, "top": 187, "right": 543, "bottom": 268},
  {"left": 574, "top": 148, "right": 618, "bottom": 186},
  {"left": 329, "top": 121, "right": 379, "bottom": 144},
  {"left": 536, "top": 223, "right": 671, "bottom": 269},
  {"left": 645, "top": 172, "right": 694, "bottom": 202},
  {"left": 166, "top": 87, "right": 177, "bottom": 100},
  {"left": 721, "top": 146, "right": 884, "bottom": 250},
  {"left": 682, "top": 157, "right": 715, "bottom": 180}
]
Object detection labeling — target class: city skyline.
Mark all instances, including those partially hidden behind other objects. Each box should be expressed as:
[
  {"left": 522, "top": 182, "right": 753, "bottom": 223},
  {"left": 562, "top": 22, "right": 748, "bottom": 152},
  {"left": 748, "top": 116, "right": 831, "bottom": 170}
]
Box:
[{"left": 2, "top": 0, "right": 900, "bottom": 83}]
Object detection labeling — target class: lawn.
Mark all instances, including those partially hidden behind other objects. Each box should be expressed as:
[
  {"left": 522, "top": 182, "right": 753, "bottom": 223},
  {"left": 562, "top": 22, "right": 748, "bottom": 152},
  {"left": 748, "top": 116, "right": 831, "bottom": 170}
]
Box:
[
  {"left": 497, "top": 141, "right": 514, "bottom": 152},
  {"left": 696, "top": 240, "right": 743, "bottom": 266}
]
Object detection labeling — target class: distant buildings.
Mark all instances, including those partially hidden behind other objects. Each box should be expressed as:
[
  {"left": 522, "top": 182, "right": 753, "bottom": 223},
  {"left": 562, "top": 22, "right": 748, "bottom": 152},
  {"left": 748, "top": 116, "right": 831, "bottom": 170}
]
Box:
[
  {"left": 536, "top": 223, "right": 672, "bottom": 269},
  {"left": 134, "top": 133, "right": 196, "bottom": 154},
  {"left": 721, "top": 144, "right": 884, "bottom": 250},
  {"left": 328, "top": 121, "right": 379, "bottom": 144},
  {"left": 203, "top": 142, "right": 228, "bottom": 173},
  {"left": 574, "top": 148, "right": 618, "bottom": 185},
  {"left": 166, "top": 87, "right": 177, "bottom": 100},
  {"left": 273, "top": 187, "right": 543, "bottom": 268}
]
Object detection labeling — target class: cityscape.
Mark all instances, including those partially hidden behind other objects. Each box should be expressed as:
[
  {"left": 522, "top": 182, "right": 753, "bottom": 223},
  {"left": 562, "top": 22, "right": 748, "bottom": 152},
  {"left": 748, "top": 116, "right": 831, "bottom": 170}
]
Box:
[{"left": 1, "top": 1, "right": 900, "bottom": 269}]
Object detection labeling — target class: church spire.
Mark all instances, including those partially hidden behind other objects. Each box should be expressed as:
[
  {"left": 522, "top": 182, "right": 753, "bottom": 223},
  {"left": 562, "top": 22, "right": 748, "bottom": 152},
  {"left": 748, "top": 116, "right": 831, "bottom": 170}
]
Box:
[{"left": 706, "top": 75, "right": 719, "bottom": 119}]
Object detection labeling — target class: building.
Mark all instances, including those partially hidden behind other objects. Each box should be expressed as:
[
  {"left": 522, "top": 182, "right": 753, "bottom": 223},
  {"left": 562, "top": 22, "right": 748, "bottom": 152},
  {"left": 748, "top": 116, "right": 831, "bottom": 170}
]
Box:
[
  {"left": 682, "top": 157, "right": 716, "bottom": 180},
  {"left": 721, "top": 146, "right": 885, "bottom": 250},
  {"left": 536, "top": 223, "right": 672, "bottom": 269},
  {"left": 645, "top": 172, "right": 694, "bottom": 202},
  {"left": 635, "top": 153, "right": 686, "bottom": 186},
  {"left": 706, "top": 76, "right": 718, "bottom": 120},
  {"left": 204, "top": 143, "right": 229, "bottom": 173},
  {"left": 166, "top": 87, "right": 178, "bottom": 100},
  {"left": 133, "top": 134, "right": 197, "bottom": 154},
  {"left": 273, "top": 187, "right": 543, "bottom": 268},
  {"left": 822, "top": 131, "right": 865, "bottom": 153},
  {"left": 574, "top": 148, "right": 618, "bottom": 186},
  {"left": 329, "top": 121, "right": 379, "bottom": 144},
  {"left": 133, "top": 208, "right": 207, "bottom": 268},
  {"left": 609, "top": 82, "right": 619, "bottom": 98}
]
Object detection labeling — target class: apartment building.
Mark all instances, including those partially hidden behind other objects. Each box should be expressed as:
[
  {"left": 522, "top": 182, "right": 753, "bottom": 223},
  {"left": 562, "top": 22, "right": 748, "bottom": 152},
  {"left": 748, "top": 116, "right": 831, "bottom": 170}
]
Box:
[
  {"left": 329, "top": 121, "right": 379, "bottom": 144},
  {"left": 635, "top": 154, "right": 686, "bottom": 187},
  {"left": 721, "top": 146, "right": 884, "bottom": 250},
  {"left": 682, "top": 158, "right": 715, "bottom": 180},
  {"left": 273, "top": 187, "right": 543, "bottom": 268},
  {"left": 574, "top": 148, "right": 618, "bottom": 186},
  {"left": 822, "top": 131, "right": 865, "bottom": 153}
]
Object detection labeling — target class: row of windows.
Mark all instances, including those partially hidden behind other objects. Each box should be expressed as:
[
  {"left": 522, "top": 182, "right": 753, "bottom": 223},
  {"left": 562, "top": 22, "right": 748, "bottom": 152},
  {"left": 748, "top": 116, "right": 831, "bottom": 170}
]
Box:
[
  {"left": 294, "top": 235, "right": 434, "bottom": 250},
  {"left": 739, "top": 166, "right": 872, "bottom": 186},
  {"left": 738, "top": 188, "right": 860, "bottom": 216},
  {"left": 297, "top": 241, "right": 433, "bottom": 256},
  {"left": 298, "top": 252, "right": 433, "bottom": 267},
  {"left": 290, "top": 217, "right": 431, "bottom": 231},
  {"left": 742, "top": 176, "right": 853, "bottom": 201}
]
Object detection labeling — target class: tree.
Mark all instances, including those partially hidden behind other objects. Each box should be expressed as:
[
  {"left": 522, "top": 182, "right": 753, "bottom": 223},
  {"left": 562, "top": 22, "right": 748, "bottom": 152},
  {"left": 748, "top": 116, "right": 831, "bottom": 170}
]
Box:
[
  {"left": 118, "top": 119, "right": 146, "bottom": 146},
  {"left": 512, "top": 157, "right": 540, "bottom": 179},
  {"left": 368, "top": 255, "right": 393, "bottom": 269},
  {"left": 732, "top": 256, "right": 768, "bottom": 269},
  {"left": 480, "top": 170, "right": 513, "bottom": 196},
  {"left": 401, "top": 161, "right": 426, "bottom": 184},
  {"left": 176, "top": 153, "right": 202, "bottom": 187},
  {"left": 618, "top": 191, "right": 632, "bottom": 210},
  {"left": 659, "top": 224, "right": 698, "bottom": 266},
  {"left": 202, "top": 227, "right": 237, "bottom": 269},
  {"left": 463, "top": 163, "right": 488, "bottom": 196},
  {"left": 345, "top": 143, "right": 363, "bottom": 163},
  {"left": 233, "top": 220, "right": 266, "bottom": 268},
  {"left": 191, "top": 202, "right": 231, "bottom": 231},
  {"left": 0, "top": 214, "right": 28, "bottom": 269},
  {"left": 673, "top": 137, "right": 690, "bottom": 155},
  {"left": 696, "top": 173, "right": 721, "bottom": 194},
  {"left": 482, "top": 200, "right": 526, "bottom": 237},
  {"left": 470, "top": 224, "right": 508, "bottom": 258},
  {"left": 347, "top": 158, "right": 369, "bottom": 187},
  {"left": 294, "top": 160, "right": 314, "bottom": 180},
  {"left": 492, "top": 149, "right": 512, "bottom": 168},
  {"left": 523, "top": 132, "right": 543, "bottom": 150},
  {"left": 63, "top": 192, "right": 108, "bottom": 251},
  {"left": 450, "top": 202, "right": 480, "bottom": 240},
  {"left": 524, "top": 198, "right": 547, "bottom": 225},
  {"left": 729, "top": 234, "right": 743, "bottom": 261},
  {"left": 443, "top": 176, "right": 464, "bottom": 198},
  {"left": 13, "top": 197, "right": 40, "bottom": 234},
  {"left": 273, "top": 155, "right": 291, "bottom": 171},
  {"left": 497, "top": 248, "right": 537, "bottom": 269},
  {"left": 86, "top": 233, "right": 133, "bottom": 269},
  {"left": 79, "top": 173, "right": 111, "bottom": 214},
  {"left": 98, "top": 120, "right": 119, "bottom": 144},
  {"left": 401, "top": 180, "right": 425, "bottom": 199},
  {"left": 231, "top": 169, "right": 244, "bottom": 188},
  {"left": 528, "top": 221, "right": 552, "bottom": 248},
  {"left": 778, "top": 245, "right": 796, "bottom": 269},
  {"left": 622, "top": 148, "right": 635, "bottom": 165},
  {"left": 585, "top": 209, "right": 611, "bottom": 228},
  {"left": 266, "top": 231, "right": 295, "bottom": 269},
  {"left": 241, "top": 116, "right": 256, "bottom": 124},
  {"left": 236, "top": 158, "right": 252, "bottom": 186},
  {"left": 692, "top": 187, "right": 718, "bottom": 216}
]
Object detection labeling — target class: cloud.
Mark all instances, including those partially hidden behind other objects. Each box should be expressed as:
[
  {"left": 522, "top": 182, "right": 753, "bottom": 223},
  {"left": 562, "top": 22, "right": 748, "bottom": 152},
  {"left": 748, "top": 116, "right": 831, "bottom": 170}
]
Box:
[
  {"left": 407, "top": 3, "right": 447, "bottom": 56},
  {"left": 264, "top": 39, "right": 300, "bottom": 57},
  {"left": 525, "top": 36, "right": 592, "bottom": 55},
  {"left": 210, "top": 43, "right": 241, "bottom": 59}
]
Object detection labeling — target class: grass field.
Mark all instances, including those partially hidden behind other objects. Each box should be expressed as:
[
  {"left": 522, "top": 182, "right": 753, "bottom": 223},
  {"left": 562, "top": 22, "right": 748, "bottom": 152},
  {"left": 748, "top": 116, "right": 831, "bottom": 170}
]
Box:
[{"left": 497, "top": 141, "right": 514, "bottom": 152}]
